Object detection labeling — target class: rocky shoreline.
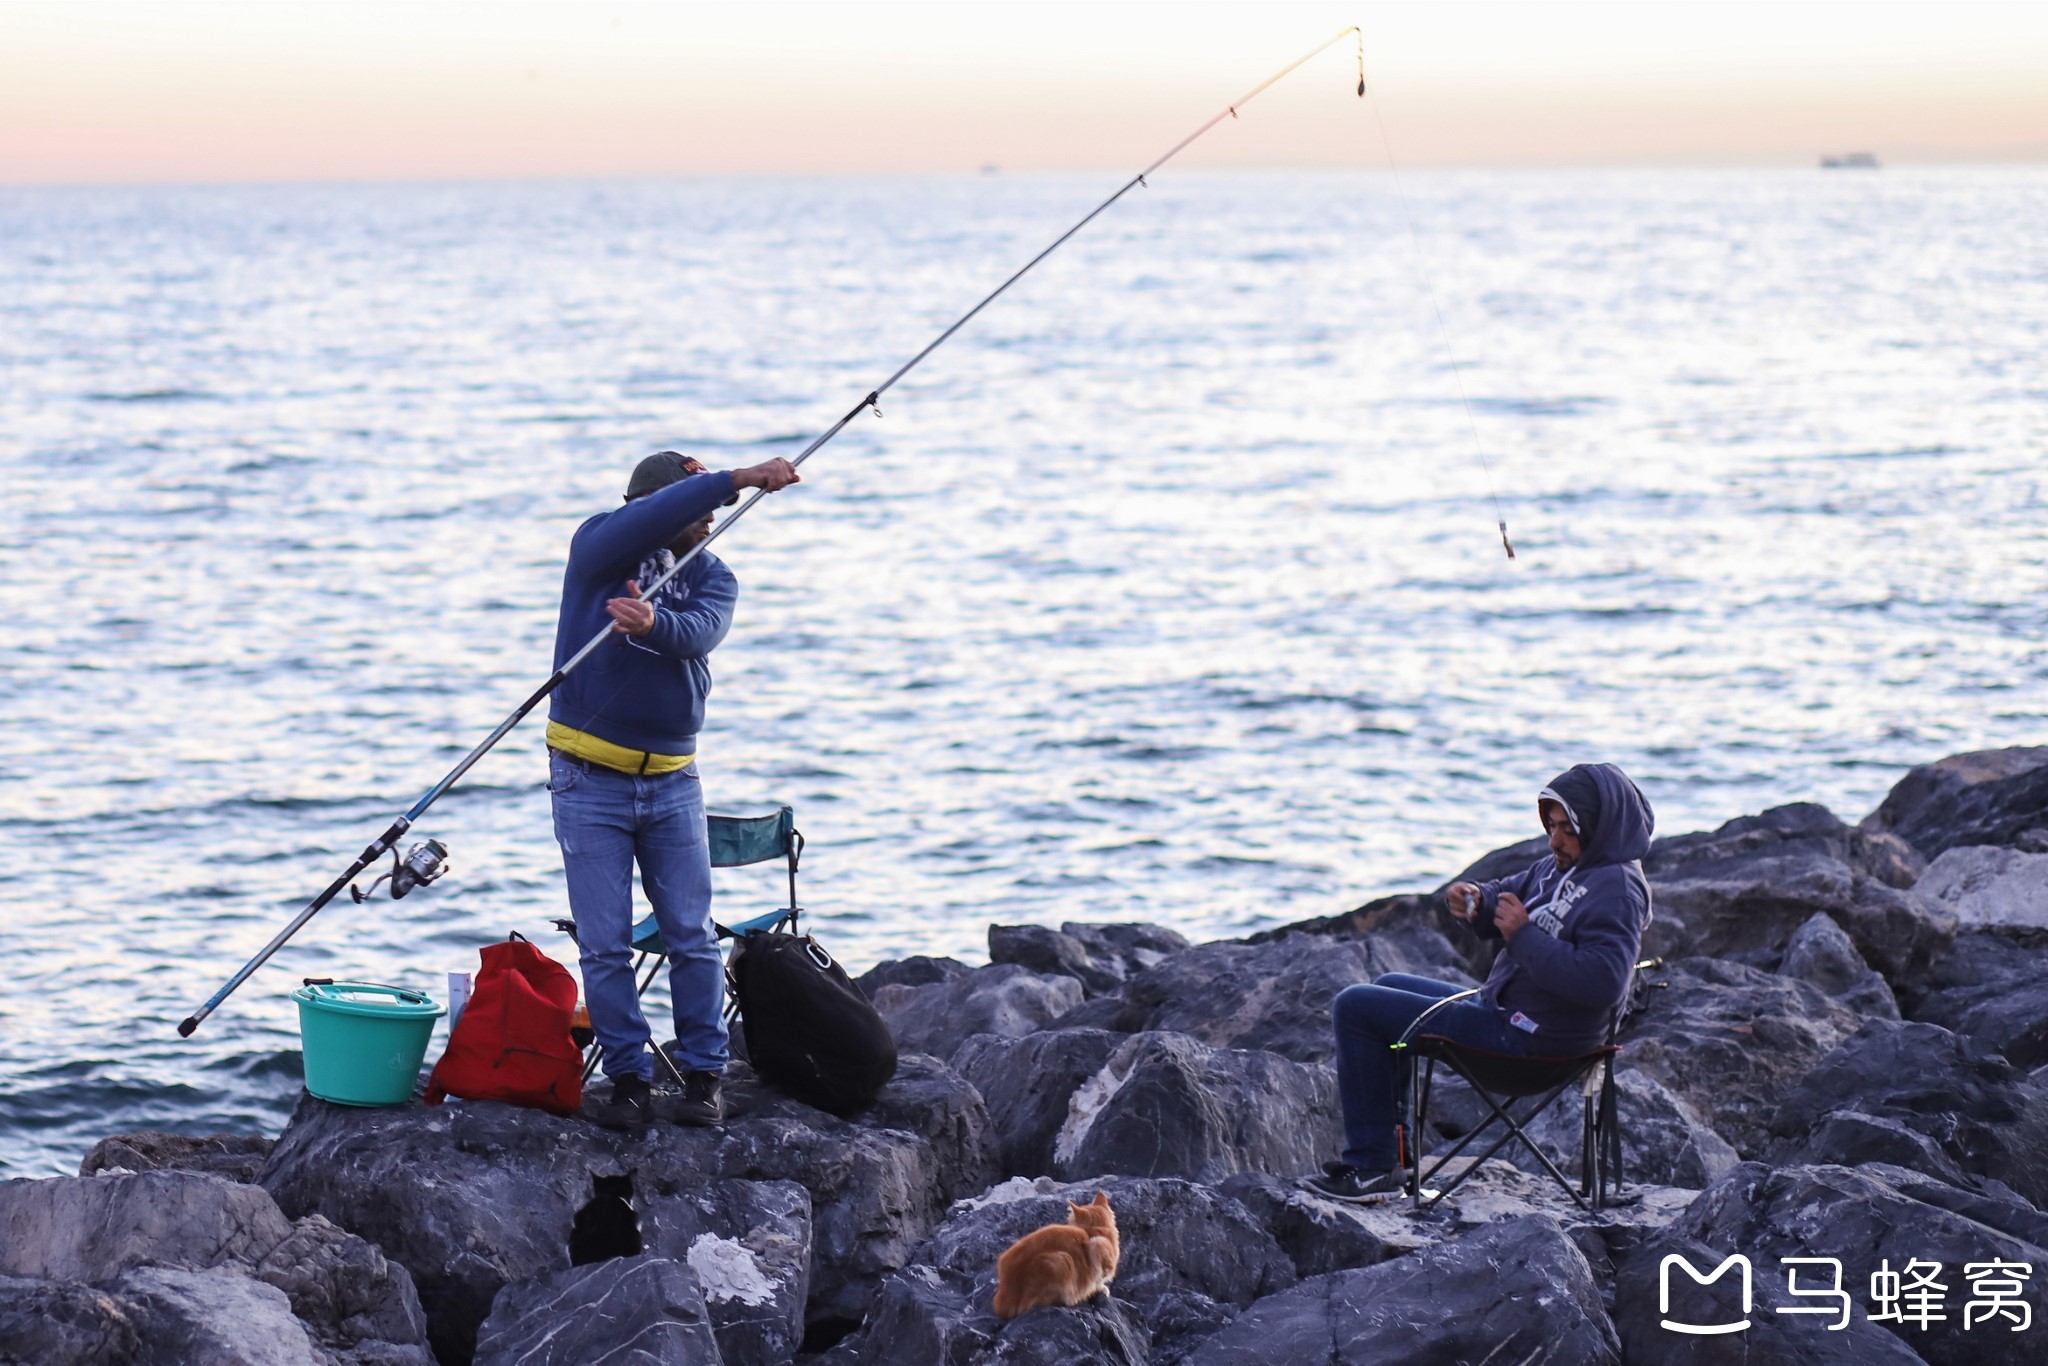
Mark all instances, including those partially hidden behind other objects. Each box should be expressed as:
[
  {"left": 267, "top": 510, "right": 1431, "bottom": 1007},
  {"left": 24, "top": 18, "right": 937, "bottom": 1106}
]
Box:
[{"left": 6, "top": 746, "right": 2048, "bottom": 1364}]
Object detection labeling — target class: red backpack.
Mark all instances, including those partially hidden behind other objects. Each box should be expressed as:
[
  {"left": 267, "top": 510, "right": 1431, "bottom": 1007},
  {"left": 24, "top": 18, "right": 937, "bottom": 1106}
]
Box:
[{"left": 425, "top": 933, "right": 583, "bottom": 1115}]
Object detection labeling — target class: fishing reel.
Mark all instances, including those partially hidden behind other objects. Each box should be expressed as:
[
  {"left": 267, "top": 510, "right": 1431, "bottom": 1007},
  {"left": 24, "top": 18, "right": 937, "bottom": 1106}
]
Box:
[{"left": 350, "top": 839, "right": 449, "bottom": 903}]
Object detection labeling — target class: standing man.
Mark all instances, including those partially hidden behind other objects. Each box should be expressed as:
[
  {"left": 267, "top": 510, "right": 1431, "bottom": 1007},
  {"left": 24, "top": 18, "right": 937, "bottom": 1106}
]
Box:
[
  {"left": 548, "top": 450, "right": 800, "bottom": 1129},
  {"left": 1307, "top": 763, "right": 1654, "bottom": 1201}
]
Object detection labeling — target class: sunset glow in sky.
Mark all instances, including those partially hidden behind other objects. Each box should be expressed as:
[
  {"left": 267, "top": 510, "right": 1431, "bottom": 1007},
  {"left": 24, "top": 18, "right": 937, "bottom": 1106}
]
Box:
[{"left": 3, "top": 1, "right": 2045, "bottom": 184}]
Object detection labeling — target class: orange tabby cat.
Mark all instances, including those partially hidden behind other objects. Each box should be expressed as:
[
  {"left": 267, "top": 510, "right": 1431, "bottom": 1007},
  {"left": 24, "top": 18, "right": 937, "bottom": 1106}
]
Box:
[{"left": 991, "top": 1191, "right": 1120, "bottom": 1319}]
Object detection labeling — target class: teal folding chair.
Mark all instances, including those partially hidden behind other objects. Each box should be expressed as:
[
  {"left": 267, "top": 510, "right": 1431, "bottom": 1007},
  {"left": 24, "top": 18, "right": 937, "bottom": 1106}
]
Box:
[{"left": 554, "top": 805, "right": 804, "bottom": 1084}]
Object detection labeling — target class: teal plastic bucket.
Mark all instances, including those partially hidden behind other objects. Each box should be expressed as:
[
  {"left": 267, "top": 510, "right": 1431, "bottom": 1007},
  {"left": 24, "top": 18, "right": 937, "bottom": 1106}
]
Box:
[{"left": 292, "top": 981, "right": 446, "bottom": 1107}]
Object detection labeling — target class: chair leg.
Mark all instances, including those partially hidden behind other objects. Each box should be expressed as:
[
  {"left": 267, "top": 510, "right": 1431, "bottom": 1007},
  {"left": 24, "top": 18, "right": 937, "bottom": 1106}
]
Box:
[{"left": 1419, "top": 1066, "right": 1593, "bottom": 1211}]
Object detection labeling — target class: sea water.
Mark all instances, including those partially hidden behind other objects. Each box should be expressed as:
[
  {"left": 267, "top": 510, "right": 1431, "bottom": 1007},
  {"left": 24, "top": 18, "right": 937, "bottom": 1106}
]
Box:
[{"left": 1, "top": 168, "right": 2043, "bottom": 1176}]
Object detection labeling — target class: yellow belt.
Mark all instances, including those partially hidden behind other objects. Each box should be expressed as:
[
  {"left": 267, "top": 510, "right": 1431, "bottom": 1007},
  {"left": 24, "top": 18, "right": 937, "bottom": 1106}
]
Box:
[{"left": 545, "top": 721, "right": 695, "bottom": 776}]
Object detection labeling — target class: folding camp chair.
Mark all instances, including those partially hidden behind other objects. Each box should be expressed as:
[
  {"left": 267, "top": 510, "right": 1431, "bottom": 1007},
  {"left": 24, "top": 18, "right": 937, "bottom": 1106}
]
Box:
[
  {"left": 552, "top": 805, "right": 804, "bottom": 1086},
  {"left": 1396, "top": 958, "right": 1662, "bottom": 1212}
]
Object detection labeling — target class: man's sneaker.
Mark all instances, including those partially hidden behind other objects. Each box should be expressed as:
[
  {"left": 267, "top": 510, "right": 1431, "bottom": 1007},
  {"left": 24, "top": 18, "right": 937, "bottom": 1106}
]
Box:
[
  {"left": 1302, "top": 1164, "right": 1409, "bottom": 1204},
  {"left": 674, "top": 1070, "right": 723, "bottom": 1127},
  {"left": 588, "top": 1075, "right": 653, "bottom": 1132}
]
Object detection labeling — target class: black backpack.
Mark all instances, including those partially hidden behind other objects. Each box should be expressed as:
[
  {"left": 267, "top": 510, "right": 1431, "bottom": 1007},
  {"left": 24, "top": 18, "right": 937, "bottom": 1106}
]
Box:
[{"left": 731, "top": 932, "right": 897, "bottom": 1114}]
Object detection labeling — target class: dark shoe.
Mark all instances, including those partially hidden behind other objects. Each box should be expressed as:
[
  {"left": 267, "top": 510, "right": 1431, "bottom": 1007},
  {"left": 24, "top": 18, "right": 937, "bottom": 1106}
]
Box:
[
  {"left": 1302, "top": 1164, "right": 1409, "bottom": 1204},
  {"left": 674, "top": 1070, "right": 723, "bottom": 1127},
  {"left": 589, "top": 1075, "right": 653, "bottom": 1132}
]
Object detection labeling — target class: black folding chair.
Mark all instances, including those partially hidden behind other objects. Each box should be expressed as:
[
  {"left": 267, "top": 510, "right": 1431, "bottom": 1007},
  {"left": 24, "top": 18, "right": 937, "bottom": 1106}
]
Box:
[
  {"left": 554, "top": 805, "right": 804, "bottom": 1085},
  {"left": 1395, "top": 958, "right": 1661, "bottom": 1212}
]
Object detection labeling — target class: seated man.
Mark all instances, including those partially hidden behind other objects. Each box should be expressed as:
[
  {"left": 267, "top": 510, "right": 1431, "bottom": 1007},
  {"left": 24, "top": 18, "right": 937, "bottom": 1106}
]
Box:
[{"left": 1307, "top": 762, "right": 1654, "bottom": 1202}]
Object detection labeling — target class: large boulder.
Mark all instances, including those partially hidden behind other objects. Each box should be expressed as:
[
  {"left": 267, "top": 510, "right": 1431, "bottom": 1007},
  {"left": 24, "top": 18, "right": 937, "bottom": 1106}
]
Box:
[
  {"left": 849, "top": 1175, "right": 1293, "bottom": 1363},
  {"left": 870, "top": 964, "right": 1084, "bottom": 1061},
  {"left": 1903, "top": 928, "right": 2048, "bottom": 1069},
  {"left": 853, "top": 955, "right": 970, "bottom": 1000},
  {"left": 952, "top": 1029, "right": 1125, "bottom": 1178},
  {"left": 1618, "top": 957, "right": 1864, "bottom": 1157},
  {"left": 1917, "top": 845, "right": 2048, "bottom": 932},
  {"left": 1642, "top": 803, "right": 1951, "bottom": 984},
  {"left": 988, "top": 922, "right": 1190, "bottom": 1000},
  {"left": 473, "top": 1255, "right": 721, "bottom": 1366},
  {"left": 1767, "top": 1018, "right": 2048, "bottom": 1206},
  {"left": 1862, "top": 745, "right": 2048, "bottom": 858},
  {"left": 1049, "top": 1032, "right": 1340, "bottom": 1184},
  {"left": 260, "top": 1057, "right": 994, "bottom": 1362},
  {"left": 1777, "top": 911, "right": 1900, "bottom": 1019},
  {"left": 1512, "top": 1065, "right": 1740, "bottom": 1191},
  {"left": 0, "top": 1171, "right": 428, "bottom": 1365},
  {"left": 0, "top": 1274, "right": 143, "bottom": 1366},
  {"left": 1178, "top": 1214, "right": 1620, "bottom": 1365},
  {"left": 78, "top": 1131, "right": 276, "bottom": 1184},
  {"left": 850, "top": 1266, "right": 1149, "bottom": 1366},
  {"left": 1212, "top": 1173, "right": 1436, "bottom": 1278},
  {"left": 106, "top": 1266, "right": 320, "bottom": 1365},
  {"left": 1086, "top": 931, "right": 1474, "bottom": 1065},
  {"left": 1678, "top": 1161, "right": 2048, "bottom": 1366}
]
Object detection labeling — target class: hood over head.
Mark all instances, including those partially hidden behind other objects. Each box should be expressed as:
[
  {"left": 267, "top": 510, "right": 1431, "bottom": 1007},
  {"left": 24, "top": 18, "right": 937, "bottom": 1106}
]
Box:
[{"left": 1538, "top": 763, "right": 1654, "bottom": 869}]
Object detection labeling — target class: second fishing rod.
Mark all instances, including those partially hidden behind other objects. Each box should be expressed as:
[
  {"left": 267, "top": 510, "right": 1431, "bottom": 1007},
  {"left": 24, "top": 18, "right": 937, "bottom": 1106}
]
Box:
[{"left": 177, "top": 25, "right": 1369, "bottom": 1037}]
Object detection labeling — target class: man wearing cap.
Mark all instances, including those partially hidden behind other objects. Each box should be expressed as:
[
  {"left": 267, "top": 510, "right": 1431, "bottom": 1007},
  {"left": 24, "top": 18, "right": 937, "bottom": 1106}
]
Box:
[
  {"left": 548, "top": 450, "right": 800, "bottom": 1129},
  {"left": 1306, "top": 763, "right": 1655, "bottom": 1201}
]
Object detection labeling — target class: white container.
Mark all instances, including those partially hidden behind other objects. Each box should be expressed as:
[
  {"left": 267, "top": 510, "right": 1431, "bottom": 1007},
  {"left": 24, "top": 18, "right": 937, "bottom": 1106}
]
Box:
[{"left": 447, "top": 971, "right": 472, "bottom": 1031}]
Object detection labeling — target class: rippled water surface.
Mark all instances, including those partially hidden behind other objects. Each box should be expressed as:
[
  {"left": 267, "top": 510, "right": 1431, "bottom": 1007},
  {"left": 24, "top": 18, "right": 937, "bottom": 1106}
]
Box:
[{"left": 2, "top": 168, "right": 2044, "bottom": 1176}]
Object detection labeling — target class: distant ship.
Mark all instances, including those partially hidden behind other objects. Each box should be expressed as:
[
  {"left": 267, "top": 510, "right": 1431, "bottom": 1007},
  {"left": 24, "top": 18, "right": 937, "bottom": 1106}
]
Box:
[{"left": 1820, "top": 152, "right": 1880, "bottom": 169}]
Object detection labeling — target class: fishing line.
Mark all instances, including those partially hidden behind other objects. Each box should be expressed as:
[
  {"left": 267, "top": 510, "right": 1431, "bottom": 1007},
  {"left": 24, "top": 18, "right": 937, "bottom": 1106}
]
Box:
[
  {"left": 178, "top": 26, "right": 1369, "bottom": 1036},
  {"left": 1355, "top": 33, "right": 1517, "bottom": 559}
]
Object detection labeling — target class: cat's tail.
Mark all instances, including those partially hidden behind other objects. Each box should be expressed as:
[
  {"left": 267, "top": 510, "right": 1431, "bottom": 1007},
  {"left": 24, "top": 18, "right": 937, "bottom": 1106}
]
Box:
[{"left": 991, "top": 1278, "right": 1025, "bottom": 1320}]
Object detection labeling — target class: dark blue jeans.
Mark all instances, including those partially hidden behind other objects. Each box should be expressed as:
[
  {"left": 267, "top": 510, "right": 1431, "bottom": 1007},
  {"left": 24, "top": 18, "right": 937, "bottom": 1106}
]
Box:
[
  {"left": 1331, "top": 973, "right": 1534, "bottom": 1171},
  {"left": 549, "top": 751, "right": 726, "bottom": 1082}
]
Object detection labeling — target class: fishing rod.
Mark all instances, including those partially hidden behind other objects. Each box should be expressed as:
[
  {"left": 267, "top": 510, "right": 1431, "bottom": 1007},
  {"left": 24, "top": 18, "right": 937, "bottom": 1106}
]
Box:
[{"left": 178, "top": 26, "right": 1367, "bottom": 1037}]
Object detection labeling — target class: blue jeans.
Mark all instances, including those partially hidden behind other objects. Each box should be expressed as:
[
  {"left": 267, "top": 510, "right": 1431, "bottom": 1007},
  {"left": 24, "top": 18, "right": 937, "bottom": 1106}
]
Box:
[
  {"left": 1331, "top": 972, "right": 1533, "bottom": 1171},
  {"left": 549, "top": 751, "right": 726, "bottom": 1082}
]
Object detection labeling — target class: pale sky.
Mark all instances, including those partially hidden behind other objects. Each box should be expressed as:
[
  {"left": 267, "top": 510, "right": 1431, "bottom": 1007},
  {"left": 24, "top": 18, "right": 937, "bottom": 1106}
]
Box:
[{"left": 2, "top": 1, "right": 2044, "bottom": 184}]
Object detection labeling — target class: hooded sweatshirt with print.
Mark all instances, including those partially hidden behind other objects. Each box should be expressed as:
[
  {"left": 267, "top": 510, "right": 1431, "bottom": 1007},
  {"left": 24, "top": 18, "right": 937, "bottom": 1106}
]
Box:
[{"left": 1467, "top": 763, "right": 1656, "bottom": 1054}]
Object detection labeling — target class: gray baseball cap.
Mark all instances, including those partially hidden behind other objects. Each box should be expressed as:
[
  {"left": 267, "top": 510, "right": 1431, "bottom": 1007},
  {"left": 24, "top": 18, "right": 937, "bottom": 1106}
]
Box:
[{"left": 624, "top": 451, "right": 738, "bottom": 505}]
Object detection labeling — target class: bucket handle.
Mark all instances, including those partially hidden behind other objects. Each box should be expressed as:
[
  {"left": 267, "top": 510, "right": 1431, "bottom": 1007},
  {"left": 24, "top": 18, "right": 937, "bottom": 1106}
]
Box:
[{"left": 301, "top": 977, "right": 430, "bottom": 1006}]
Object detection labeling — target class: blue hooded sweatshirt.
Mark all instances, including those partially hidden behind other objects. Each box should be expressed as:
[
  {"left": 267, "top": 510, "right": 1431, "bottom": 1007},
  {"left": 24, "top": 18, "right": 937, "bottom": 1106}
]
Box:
[
  {"left": 1467, "top": 763, "right": 1656, "bottom": 1053},
  {"left": 547, "top": 471, "right": 739, "bottom": 755}
]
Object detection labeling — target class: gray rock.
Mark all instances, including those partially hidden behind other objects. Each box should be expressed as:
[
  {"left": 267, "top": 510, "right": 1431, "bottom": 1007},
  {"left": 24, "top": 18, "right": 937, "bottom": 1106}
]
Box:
[
  {"left": 78, "top": 1131, "right": 276, "bottom": 1184},
  {"left": 1050, "top": 1032, "right": 1340, "bottom": 1185},
  {"left": 260, "top": 1057, "right": 988, "bottom": 1362},
  {"left": 1060, "top": 922, "right": 1192, "bottom": 978},
  {"left": 871, "top": 964, "right": 1085, "bottom": 1061},
  {"left": 638, "top": 1181, "right": 808, "bottom": 1366},
  {"left": 110, "top": 1266, "right": 319, "bottom": 1366},
  {"left": 1213, "top": 1173, "right": 1435, "bottom": 1277},
  {"left": 1258, "top": 891, "right": 1499, "bottom": 981},
  {"left": 1178, "top": 1214, "right": 1621, "bottom": 1366},
  {"left": 0, "top": 1170, "right": 428, "bottom": 1365},
  {"left": 1862, "top": 745, "right": 2048, "bottom": 858},
  {"left": 474, "top": 1255, "right": 721, "bottom": 1366},
  {"left": 1917, "top": 844, "right": 2048, "bottom": 931},
  {"left": 1643, "top": 803, "right": 1953, "bottom": 985},
  {"left": 1904, "top": 928, "right": 2048, "bottom": 1068},
  {"left": 853, "top": 955, "right": 971, "bottom": 1001},
  {"left": 855, "top": 1174, "right": 1291, "bottom": 1363},
  {"left": 851, "top": 1267, "right": 1148, "bottom": 1366},
  {"left": 1778, "top": 911, "right": 1900, "bottom": 1018},
  {"left": 1100, "top": 932, "right": 1475, "bottom": 1065},
  {"left": 989, "top": 925, "right": 1123, "bottom": 997},
  {"left": 1767, "top": 1018, "right": 2048, "bottom": 1206},
  {"left": 1618, "top": 957, "right": 1864, "bottom": 1157},
  {"left": 1611, "top": 1230, "right": 1924, "bottom": 1364},
  {"left": 0, "top": 1274, "right": 142, "bottom": 1365},
  {"left": 952, "top": 1030, "right": 1125, "bottom": 1178},
  {"left": 1512, "top": 1065, "right": 1740, "bottom": 1190},
  {"left": 1679, "top": 1161, "right": 2048, "bottom": 1366}
]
